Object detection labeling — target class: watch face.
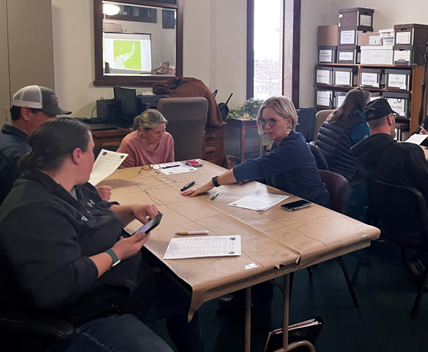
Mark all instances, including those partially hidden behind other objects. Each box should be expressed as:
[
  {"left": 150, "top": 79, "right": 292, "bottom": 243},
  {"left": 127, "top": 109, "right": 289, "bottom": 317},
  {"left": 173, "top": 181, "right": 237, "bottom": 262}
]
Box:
[{"left": 112, "top": 259, "right": 121, "bottom": 268}]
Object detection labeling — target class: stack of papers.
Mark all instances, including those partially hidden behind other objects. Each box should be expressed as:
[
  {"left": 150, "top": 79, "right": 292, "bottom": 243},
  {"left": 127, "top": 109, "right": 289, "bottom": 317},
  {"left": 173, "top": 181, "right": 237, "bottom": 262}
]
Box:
[
  {"left": 89, "top": 149, "right": 128, "bottom": 186},
  {"left": 164, "top": 235, "right": 241, "bottom": 259},
  {"left": 229, "top": 193, "right": 289, "bottom": 211},
  {"left": 404, "top": 134, "right": 428, "bottom": 145}
]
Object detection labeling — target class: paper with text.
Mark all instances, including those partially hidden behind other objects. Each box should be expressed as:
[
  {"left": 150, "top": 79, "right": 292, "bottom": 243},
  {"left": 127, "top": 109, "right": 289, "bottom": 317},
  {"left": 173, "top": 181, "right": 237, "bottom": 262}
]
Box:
[
  {"left": 229, "top": 193, "right": 289, "bottom": 211},
  {"left": 159, "top": 162, "right": 197, "bottom": 175},
  {"left": 404, "top": 134, "right": 428, "bottom": 145},
  {"left": 164, "top": 235, "right": 241, "bottom": 259},
  {"left": 89, "top": 149, "right": 128, "bottom": 186}
]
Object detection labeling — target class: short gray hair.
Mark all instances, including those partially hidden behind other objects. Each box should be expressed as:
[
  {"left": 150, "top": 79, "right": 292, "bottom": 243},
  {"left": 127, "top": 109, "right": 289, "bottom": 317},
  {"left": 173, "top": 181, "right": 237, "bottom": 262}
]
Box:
[
  {"left": 256, "top": 96, "right": 298, "bottom": 134},
  {"left": 161, "top": 61, "right": 170, "bottom": 67},
  {"left": 132, "top": 109, "right": 168, "bottom": 131}
]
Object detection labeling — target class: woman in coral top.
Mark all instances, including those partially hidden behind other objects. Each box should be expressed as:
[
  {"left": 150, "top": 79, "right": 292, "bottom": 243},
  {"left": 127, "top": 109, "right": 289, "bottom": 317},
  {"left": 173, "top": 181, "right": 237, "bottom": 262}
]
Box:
[{"left": 118, "top": 109, "right": 175, "bottom": 168}]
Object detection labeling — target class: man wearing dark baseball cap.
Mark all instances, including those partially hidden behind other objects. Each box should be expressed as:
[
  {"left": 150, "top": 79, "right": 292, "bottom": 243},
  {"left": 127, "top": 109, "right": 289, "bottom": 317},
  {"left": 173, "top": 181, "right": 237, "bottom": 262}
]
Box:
[
  {"left": 352, "top": 98, "right": 428, "bottom": 284},
  {"left": 0, "top": 85, "right": 71, "bottom": 204}
]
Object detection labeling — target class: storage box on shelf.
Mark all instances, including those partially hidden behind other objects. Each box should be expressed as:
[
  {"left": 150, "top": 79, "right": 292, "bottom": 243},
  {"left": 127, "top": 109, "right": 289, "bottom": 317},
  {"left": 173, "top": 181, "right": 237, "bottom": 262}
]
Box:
[
  {"left": 333, "top": 66, "right": 358, "bottom": 87},
  {"left": 358, "top": 32, "right": 383, "bottom": 46},
  {"left": 338, "top": 7, "right": 374, "bottom": 31},
  {"left": 315, "top": 66, "right": 334, "bottom": 85},
  {"left": 317, "top": 25, "right": 339, "bottom": 46},
  {"left": 339, "top": 29, "right": 363, "bottom": 46},
  {"left": 393, "top": 45, "right": 425, "bottom": 65},
  {"left": 359, "top": 68, "right": 385, "bottom": 88},
  {"left": 318, "top": 46, "right": 337, "bottom": 63},
  {"left": 394, "top": 24, "right": 428, "bottom": 46},
  {"left": 337, "top": 45, "right": 360, "bottom": 64},
  {"left": 314, "top": 63, "right": 426, "bottom": 132},
  {"left": 361, "top": 46, "right": 393, "bottom": 65}
]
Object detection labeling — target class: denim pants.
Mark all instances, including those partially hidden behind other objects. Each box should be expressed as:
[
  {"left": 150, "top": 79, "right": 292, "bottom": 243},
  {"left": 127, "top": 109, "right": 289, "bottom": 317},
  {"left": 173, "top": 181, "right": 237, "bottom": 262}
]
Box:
[{"left": 49, "top": 272, "right": 204, "bottom": 352}]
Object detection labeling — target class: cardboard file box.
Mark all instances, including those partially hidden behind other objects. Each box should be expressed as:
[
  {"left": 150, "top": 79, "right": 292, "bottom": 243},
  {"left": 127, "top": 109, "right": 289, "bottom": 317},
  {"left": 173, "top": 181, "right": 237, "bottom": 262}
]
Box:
[
  {"left": 359, "top": 68, "right": 384, "bottom": 88},
  {"left": 360, "top": 46, "right": 393, "bottom": 65},
  {"left": 318, "top": 46, "right": 337, "bottom": 63},
  {"left": 338, "top": 7, "right": 374, "bottom": 31},
  {"left": 334, "top": 91, "right": 348, "bottom": 108},
  {"left": 339, "top": 29, "right": 363, "bottom": 45},
  {"left": 383, "top": 92, "right": 410, "bottom": 118},
  {"left": 379, "top": 29, "right": 395, "bottom": 38},
  {"left": 369, "top": 92, "right": 382, "bottom": 101},
  {"left": 358, "top": 32, "right": 382, "bottom": 46},
  {"left": 337, "top": 45, "right": 360, "bottom": 64},
  {"left": 333, "top": 67, "right": 358, "bottom": 87},
  {"left": 393, "top": 45, "right": 425, "bottom": 65},
  {"left": 394, "top": 24, "right": 428, "bottom": 46},
  {"left": 317, "top": 25, "right": 339, "bottom": 46},
  {"left": 316, "top": 91, "right": 333, "bottom": 109},
  {"left": 385, "top": 69, "right": 411, "bottom": 91},
  {"left": 315, "top": 66, "right": 333, "bottom": 85},
  {"left": 395, "top": 122, "right": 410, "bottom": 141}
]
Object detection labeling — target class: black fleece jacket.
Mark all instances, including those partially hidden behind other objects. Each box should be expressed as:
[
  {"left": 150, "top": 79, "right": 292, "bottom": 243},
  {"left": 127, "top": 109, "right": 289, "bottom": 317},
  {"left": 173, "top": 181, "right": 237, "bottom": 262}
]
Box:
[{"left": 351, "top": 133, "right": 428, "bottom": 200}]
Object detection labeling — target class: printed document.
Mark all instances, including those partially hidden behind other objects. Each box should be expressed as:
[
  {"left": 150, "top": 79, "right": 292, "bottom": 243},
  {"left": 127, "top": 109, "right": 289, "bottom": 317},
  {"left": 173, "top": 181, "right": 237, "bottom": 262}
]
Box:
[
  {"left": 164, "top": 235, "right": 241, "bottom": 259},
  {"left": 89, "top": 149, "right": 128, "bottom": 186},
  {"left": 404, "top": 134, "right": 428, "bottom": 145},
  {"left": 159, "top": 162, "right": 197, "bottom": 175},
  {"left": 229, "top": 193, "right": 289, "bottom": 211}
]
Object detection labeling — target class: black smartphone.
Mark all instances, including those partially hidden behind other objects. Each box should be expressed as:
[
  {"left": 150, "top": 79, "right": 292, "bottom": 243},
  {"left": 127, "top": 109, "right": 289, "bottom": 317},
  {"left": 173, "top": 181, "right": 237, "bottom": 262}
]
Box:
[
  {"left": 133, "top": 212, "right": 163, "bottom": 235},
  {"left": 281, "top": 200, "right": 312, "bottom": 211}
]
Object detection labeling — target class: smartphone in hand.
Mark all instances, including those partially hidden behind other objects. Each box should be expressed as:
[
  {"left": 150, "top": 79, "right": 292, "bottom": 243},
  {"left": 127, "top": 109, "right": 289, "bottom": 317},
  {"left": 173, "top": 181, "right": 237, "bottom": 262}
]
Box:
[{"left": 133, "top": 213, "right": 163, "bottom": 236}]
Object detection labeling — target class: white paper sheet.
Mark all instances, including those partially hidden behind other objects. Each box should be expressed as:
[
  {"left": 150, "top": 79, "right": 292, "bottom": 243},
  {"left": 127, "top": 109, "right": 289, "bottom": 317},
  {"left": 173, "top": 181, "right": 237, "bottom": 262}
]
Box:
[
  {"left": 163, "top": 235, "right": 241, "bottom": 259},
  {"left": 404, "top": 134, "right": 428, "bottom": 145},
  {"left": 158, "top": 162, "right": 197, "bottom": 175},
  {"left": 228, "top": 193, "right": 289, "bottom": 211},
  {"left": 89, "top": 149, "right": 128, "bottom": 186}
]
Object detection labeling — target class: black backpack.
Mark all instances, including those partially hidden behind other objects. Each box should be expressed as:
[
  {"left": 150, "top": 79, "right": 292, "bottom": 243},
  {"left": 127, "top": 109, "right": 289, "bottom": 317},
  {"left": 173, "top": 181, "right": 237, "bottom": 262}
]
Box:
[{"left": 213, "top": 90, "right": 233, "bottom": 121}]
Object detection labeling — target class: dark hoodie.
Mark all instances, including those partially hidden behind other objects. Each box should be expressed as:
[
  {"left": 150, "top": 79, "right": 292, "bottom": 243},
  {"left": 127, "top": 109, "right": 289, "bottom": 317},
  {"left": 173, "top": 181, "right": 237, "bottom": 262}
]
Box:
[{"left": 351, "top": 133, "right": 428, "bottom": 200}]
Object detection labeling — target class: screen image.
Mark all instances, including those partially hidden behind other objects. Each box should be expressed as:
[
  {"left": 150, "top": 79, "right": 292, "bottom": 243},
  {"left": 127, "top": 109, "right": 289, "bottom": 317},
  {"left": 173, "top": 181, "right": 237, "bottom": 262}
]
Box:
[{"left": 104, "top": 32, "right": 152, "bottom": 74}]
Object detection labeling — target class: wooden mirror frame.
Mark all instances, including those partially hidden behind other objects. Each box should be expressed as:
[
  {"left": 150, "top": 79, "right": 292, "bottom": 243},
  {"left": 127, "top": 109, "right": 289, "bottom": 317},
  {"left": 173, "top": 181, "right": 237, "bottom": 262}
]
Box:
[{"left": 93, "top": 0, "right": 183, "bottom": 87}]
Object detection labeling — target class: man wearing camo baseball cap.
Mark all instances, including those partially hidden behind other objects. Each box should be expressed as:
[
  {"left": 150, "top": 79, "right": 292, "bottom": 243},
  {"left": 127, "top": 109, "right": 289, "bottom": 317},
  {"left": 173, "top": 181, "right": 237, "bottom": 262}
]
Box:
[{"left": 0, "top": 85, "right": 71, "bottom": 204}]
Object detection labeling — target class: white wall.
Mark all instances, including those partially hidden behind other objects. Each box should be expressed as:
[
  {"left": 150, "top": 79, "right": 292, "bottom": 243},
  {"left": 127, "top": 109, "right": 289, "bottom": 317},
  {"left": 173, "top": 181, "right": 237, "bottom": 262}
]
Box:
[{"left": 51, "top": 0, "right": 247, "bottom": 117}]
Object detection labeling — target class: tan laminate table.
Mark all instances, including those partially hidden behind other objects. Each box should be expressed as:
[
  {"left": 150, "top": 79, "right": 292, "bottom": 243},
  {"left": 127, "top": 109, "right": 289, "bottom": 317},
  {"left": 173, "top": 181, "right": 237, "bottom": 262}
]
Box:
[{"left": 99, "top": 161, "right": 380, "bottom": 352}]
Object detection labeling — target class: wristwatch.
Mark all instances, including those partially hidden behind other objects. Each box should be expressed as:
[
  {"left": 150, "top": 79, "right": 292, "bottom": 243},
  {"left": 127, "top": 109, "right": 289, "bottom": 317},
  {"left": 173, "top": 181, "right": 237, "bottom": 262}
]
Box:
[
  {"left": 105, "top": 249, "right": 121, "bottom": 269},
  {"left": 212, "top": 176, "right": 220, "bottom": 187}
]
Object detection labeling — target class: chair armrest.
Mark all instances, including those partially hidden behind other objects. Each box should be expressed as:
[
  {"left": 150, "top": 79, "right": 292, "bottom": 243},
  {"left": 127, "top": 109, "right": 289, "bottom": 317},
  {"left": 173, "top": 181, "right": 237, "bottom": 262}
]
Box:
[{"left": 0, "top": 311, "right": 75, "bottom": 340}]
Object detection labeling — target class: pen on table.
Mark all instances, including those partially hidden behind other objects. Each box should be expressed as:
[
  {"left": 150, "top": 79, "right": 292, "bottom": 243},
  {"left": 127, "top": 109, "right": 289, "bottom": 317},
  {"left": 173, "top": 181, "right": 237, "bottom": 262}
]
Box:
[
  {"left": 138, "top": 167, "right": 143, "bottom": 174},
  {"left": 211, "top": 191, "right": 219, "bottom": 201},
  {"left": 162, "top": 164, "right": 181, "bottom": 169},
  {"left": 175, "top": 230, "right": 209, "bottom": 235},
  {"left": 181, "top": 181, "right": 195, "bottom": 192}
]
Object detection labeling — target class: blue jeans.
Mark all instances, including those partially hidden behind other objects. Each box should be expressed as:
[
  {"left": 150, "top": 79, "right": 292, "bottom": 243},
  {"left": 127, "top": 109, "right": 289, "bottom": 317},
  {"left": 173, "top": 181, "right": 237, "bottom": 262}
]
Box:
[{"left": 49, "top": 272, "right": 204, "bottom": 352}]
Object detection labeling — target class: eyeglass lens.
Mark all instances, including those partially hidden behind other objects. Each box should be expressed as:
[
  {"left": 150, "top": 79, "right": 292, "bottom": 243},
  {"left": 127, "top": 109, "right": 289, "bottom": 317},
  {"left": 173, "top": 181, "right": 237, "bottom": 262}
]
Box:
[{"left": 258, "top": 118, "right": 277, "bottom": 127}]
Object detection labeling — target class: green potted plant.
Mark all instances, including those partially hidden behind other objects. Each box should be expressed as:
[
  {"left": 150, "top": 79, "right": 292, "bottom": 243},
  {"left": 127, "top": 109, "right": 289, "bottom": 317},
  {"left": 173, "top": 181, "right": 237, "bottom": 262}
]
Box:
[{"left": 226, "top": 98, "right": 264, "bottom": 120}]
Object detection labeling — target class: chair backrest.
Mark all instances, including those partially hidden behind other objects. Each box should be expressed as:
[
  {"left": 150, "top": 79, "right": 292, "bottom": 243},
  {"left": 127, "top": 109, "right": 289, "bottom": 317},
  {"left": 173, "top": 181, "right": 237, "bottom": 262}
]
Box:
[
  {"left": 308, "top": 144, "right": 329, "bottom": 171},
  {"left": 313, "top": 110, "right": 333, "bottom": 142},
  {"left": 157, "top": 97, "right": 208, "bottom": 161},
  {"left": 318, "top": 170, "right": 349, "bottom": 213},
  {"left": 295, "top": 107, "right": 316, "bottom": 142},
  {"left": 368, "top": 180, "right": 428, "bottom": 243},
  {"left": 93, "top": 145, "right": 119, "bottom": 159}
]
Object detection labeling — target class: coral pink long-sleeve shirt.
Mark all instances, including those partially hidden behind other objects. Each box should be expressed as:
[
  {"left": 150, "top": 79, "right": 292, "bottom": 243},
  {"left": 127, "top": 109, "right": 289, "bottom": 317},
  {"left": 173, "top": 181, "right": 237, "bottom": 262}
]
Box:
[{"left": 117, "top": 130, "right": 175, "bottom": 168}]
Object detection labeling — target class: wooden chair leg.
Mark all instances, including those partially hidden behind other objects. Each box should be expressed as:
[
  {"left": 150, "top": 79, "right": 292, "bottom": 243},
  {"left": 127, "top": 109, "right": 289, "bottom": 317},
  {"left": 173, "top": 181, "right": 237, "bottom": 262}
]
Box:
[
  {"left": 336, "top": 256, "right": 360, "bottom": 308},
  {"left": 410, "top": 264, "right": 428, "bottom": 319}
]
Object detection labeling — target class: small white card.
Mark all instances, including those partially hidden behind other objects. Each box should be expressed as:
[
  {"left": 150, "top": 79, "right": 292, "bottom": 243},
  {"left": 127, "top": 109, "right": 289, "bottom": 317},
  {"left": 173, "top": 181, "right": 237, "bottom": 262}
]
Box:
[
  {"left": 404, "top": 134, "right": 428, "bottom": 145},
  {"left": 316, "top": 70, "right": 331, "bottom": 84},
  {"left": 229, "top": 193, "right": 289, "bottom": 211},
  {"left": 340, "top": 30, "right": 355, "bottom": 44},
  {"left": 163, "top": 236, "right": 241, "bottom": 259},
  {"left": 339, "top": 51, "right": 354, "bottom": 61},
  {"left": 360, "top": 14, "right": 372, "bottom": 27},
  {"left": 317, "top": 91, "right": 331, "bottom": 106},
  {"left": 396, "top": 32, "right": 411, "bottom": 44},
  {"left": 319, "top": 50, "right": 333, "bottom": 62},
  {"left": 361, "top": 72, "right": 378, "bottom": 86},
  {"left": 335, "top": 71, "right": 351, "bottom": 86},
  {"left": 388, "top": 74, "right": 408, "bottom": 90}
]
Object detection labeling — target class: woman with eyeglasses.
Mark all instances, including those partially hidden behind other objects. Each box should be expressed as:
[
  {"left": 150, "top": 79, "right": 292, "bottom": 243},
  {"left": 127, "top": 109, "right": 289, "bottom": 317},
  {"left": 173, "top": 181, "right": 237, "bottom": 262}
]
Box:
[
  {"left": 183, "top": 96, "right": 330, "bottom": 208},
  {"left": 117, "top": 109, "right": 175, "bottom": 168}
]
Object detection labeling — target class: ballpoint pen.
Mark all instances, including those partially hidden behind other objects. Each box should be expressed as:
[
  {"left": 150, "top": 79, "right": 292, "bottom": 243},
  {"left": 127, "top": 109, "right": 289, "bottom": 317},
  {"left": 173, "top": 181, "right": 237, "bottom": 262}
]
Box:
[
  {"left": 175, "top": 230, "right": 209, "bottom": 235},
  {"left": 210, "top": 191, "right": 219, "bottom": 201},
  {"left": 162, "top": 165, "right": 181, "bottom": 169},
  {"left": 181, "top": 181, "right": 195, "bottom": 192}
]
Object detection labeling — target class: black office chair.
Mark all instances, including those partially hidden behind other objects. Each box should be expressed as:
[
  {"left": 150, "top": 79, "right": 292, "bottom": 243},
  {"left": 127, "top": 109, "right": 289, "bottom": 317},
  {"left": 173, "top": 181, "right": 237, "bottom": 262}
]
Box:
[
  {"left": 307, "top": 143, "right": 329, "bottom": 171},
  {"left": 366, "top": 179, "right": 428, "bottom": 319}
]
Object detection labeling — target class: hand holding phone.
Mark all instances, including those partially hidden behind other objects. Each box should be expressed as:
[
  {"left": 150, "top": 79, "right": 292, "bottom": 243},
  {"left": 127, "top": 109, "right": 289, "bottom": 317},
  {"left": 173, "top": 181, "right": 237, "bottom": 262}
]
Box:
[
  {"left": 281, "top": 200, "right": 311, "bottom": 211},
  {"left": 133, "top": 212, "right": 163, "bottom": 236}
]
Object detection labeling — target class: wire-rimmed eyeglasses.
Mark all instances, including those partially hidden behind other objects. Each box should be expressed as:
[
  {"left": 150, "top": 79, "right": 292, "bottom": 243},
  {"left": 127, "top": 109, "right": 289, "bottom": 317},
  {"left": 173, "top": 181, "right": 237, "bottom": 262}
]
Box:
[
  {"left": 139, "top": 164, "right": 161, "bottom": 174},
  {"left": 258, "top": 118, "right": 279, "bottom": 128}
]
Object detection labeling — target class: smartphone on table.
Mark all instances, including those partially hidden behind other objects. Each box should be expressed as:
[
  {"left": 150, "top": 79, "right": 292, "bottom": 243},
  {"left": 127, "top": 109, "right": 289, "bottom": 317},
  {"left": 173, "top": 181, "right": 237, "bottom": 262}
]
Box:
[
  {"left": 281, "top": 200, "right": 311, "bottom": 211},
  {"left": 132, "top": 212, "right": 163, "bottom": 236}
]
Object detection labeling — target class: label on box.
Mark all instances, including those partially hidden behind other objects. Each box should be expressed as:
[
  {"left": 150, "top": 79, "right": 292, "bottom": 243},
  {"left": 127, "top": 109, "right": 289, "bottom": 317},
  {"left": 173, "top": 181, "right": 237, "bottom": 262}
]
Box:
[
  {"left": 396, "top": 32, "right": 411, "bottom": 44},
  {"left": 317, "top": 91, "right": 331, "bottom": 106},
  {"left": 360, "top": 15, "right": 372, "bottom": 27},
  {"left": 361, "top": 73, "right": 378, "bottom": 86},
  {"left": 339, "top": 51, "right": 354, "bottom": 61},
  {"left": 336, "top": 95, "right": 346, "bottom": 107},
  {"left": 388, "top": 74, "right": 408, "bottom": 90},
  {"left": 335, "top": 71, "right": 351, "bottom": 86},
  {"left": 394, "top": 50, "right": 411, "bottom": 63},
  {"left": 340, "top": 30, "right": 356, "bottom": 45},
  {"left": 319, "top": 50, "right": 333, "bottom": 62},
  {"left": 386, "top": 98, "right": 406, "bottom": 117},
  {"left": 369, "top": 36, "right": 382, "bottom": 45},
  {"left": 383, "top": 38, "right": 394, "bottom": 47},
  {"left": 316, "top": 70, "right": 331, "bottom": 84}
]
